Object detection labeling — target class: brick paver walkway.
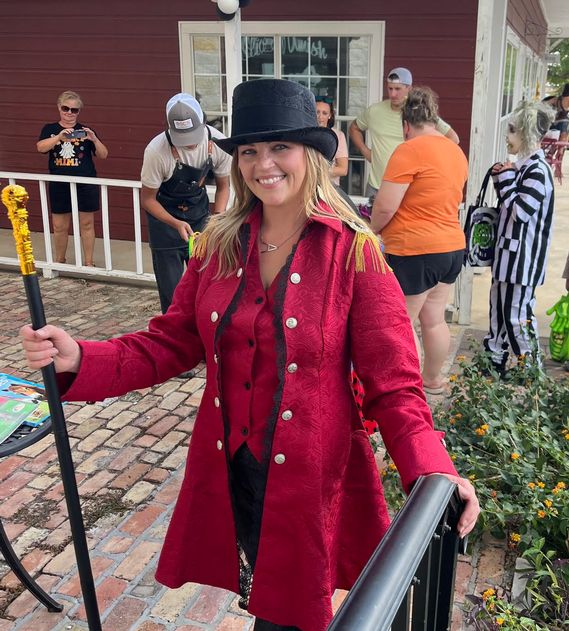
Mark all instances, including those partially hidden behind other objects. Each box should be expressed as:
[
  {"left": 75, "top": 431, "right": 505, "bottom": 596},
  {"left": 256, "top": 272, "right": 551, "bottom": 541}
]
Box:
[{"left": 0, "top": 269, "right": 503, "bottom": 630}]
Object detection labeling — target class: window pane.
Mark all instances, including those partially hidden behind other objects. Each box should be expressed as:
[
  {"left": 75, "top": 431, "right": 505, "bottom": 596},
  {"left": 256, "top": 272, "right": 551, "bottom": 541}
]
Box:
[
  {"left": 282, "top": 74, "right": 309, "bottom": 87},
  {"left": 193, "top": 36, "right": 221, "bottom": 75},
  {"left": 346, "top": 157, "right": 366, "bottom": 196},
  {"left": 339, "top": 37, "right": 369, "bottom": 77},
  {"left": 243, "top": 36, "right": 275, "bottom": 76},
  {"left": 340, "top": 77, "right": 368, "bottom": 118},
  {"left": 310, "top": 37, "right": 338, "bottom": 76},
  {"left": 312, "top": 77, "right": 338, "bottom": 102},
  {"left": 281, "top": 36, "right": 309, "bottom": 76},
  {"left": 195, "top": 75, "right": 221, "bottom": 111}
]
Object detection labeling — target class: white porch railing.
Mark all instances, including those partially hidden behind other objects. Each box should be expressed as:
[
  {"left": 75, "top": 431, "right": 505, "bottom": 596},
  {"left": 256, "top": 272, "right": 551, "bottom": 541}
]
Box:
[
  {"left": 0, "top": 172, "right": 223, "bottom": 285},
  {"left": 0, "top": 172, "right": 152, "bottom": 283}
]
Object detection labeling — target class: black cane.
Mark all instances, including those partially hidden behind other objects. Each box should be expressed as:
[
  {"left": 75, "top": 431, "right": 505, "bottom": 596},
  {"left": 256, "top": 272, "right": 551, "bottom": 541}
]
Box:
[{"left": 2, "top": 185, "right": 101, "bottom": 630}]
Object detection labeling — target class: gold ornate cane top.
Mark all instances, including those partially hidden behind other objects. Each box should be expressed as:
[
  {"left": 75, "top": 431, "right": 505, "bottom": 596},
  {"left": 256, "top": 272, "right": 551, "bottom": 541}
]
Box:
[{"left": 1, "top": 184, "right": 36, "bottom": 276}]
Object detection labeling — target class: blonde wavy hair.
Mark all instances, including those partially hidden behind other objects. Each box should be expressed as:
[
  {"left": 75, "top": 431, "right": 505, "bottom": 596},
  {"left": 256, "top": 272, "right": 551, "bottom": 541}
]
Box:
[{"left": 196, "top": 146, "right": 378, "bottom": 277}]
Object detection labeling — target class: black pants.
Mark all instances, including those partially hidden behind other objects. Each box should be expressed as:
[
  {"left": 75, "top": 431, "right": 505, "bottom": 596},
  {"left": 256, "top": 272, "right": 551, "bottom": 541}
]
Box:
[
  {"left": 230, "top": 445, "right": 301, "bottom": 631},
  {"left": 151, "top": 246, "right": 189, "bottom": 314}
]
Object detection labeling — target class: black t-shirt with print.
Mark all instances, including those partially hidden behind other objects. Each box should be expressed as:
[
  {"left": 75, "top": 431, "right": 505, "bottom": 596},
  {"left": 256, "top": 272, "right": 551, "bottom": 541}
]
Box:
[{"left": 38, "top": 122, "right": 99, "bottom": 177}]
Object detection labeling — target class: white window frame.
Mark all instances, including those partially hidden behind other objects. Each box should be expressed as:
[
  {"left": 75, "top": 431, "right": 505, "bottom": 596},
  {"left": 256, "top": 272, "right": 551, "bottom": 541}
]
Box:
[
  {"left": 179, "top": 20, "right": 384, "bottom": 104},
  {"left": 179, "top": 21, "right": 385, "bottom": 194}
]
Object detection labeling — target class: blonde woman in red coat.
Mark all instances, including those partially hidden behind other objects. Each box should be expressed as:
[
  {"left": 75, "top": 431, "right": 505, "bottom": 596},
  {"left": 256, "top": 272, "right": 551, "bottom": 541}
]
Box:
[{"left": 20, "top": 80, "right": 479, "bottom": 631}]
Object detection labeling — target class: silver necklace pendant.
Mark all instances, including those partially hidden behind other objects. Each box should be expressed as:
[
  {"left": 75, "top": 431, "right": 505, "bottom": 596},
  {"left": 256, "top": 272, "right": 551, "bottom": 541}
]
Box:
[{"left": 264, "top": 242, "right": 277, "bottom": 252}]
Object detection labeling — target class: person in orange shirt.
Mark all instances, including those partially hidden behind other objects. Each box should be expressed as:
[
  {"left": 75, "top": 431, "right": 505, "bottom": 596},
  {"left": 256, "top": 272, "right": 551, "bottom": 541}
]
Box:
[{"left": 371, "top": 87, "right": 468, "bottom": 394}]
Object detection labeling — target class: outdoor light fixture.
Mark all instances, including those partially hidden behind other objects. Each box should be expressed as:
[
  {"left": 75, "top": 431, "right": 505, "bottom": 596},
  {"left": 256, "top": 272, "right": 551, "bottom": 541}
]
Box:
[{"left": 211, "top": 0, "right": 251, "bottom": 20}]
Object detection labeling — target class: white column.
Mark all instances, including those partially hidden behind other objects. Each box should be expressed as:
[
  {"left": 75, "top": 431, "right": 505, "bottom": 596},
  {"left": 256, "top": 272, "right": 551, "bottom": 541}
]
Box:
[
  {"left": 224, "top": 10, "right": 242, "bottom": 134},
  {"left": 456, "top": 0, "right": 507, "bottom": 325}
]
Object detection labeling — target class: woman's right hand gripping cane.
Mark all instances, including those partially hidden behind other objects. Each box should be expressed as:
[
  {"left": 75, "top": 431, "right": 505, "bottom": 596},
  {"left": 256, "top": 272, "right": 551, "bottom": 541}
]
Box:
[{"left": 20, "top": 325, "right": 81, "bottom": 374}]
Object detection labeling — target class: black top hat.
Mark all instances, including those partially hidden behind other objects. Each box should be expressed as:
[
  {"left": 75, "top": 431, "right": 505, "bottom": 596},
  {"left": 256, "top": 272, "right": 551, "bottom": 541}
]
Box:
[{"left": 214, "top": 79, "right": 338, "bottom": 161}]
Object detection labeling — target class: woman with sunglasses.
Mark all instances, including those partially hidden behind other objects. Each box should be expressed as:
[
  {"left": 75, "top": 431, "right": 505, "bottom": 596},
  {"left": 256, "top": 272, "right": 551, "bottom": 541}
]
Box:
[
  {"left": 315, "top": 96, "right": 348, "bottom": 186},
  {"left": 37, "top": 90, "right": 108, "bottom": 266}
]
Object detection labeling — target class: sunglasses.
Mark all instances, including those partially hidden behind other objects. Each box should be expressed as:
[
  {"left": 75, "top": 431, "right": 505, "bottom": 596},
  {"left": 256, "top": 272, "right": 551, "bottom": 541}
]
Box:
[
  {"left": 60, "top": 105, "right": 80, "bottom": 114},
  {"left": 315, "top": 96, "right": 334, "bottom": 105}
]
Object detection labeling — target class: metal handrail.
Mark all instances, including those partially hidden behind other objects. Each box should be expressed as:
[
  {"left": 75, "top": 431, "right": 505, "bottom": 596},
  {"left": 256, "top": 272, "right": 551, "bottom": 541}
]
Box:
[{"left": 328, "top": 475, "right": 465, "bottom": 631}]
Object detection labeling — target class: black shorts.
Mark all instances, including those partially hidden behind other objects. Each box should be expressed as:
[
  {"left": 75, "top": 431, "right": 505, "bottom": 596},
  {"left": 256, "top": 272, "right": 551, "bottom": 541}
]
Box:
[
  {"left": 48, "top": 181, "right": 100, "bottom": 214},
  {"left": 386, "top": 250, "right": 464, "bottom": 296}
]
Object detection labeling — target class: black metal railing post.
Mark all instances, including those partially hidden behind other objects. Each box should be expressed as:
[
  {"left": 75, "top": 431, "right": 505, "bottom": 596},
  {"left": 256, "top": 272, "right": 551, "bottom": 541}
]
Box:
[{"left": 328, "top": 475, "right": 464, "bottom": 631}]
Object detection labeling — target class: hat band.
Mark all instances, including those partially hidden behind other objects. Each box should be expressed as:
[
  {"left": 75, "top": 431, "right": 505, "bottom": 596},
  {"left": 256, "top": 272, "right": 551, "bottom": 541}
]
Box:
[{"left": 232, "top": 104, "right": 315, "bottom": 137}]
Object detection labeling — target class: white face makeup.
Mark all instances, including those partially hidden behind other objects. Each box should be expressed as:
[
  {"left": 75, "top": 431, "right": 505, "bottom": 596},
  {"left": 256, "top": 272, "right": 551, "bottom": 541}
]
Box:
[{"left": 506, "top": 122, "right": 522, "bottom": 156}]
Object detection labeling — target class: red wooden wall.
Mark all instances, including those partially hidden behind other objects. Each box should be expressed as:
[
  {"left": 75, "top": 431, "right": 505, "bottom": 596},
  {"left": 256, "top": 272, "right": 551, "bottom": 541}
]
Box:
[
  {"left": 0, "top": 0, "right": 478, "bottom": 240},
  {"left": 507, "top": 0, "right": 547, "bottom": 55}
]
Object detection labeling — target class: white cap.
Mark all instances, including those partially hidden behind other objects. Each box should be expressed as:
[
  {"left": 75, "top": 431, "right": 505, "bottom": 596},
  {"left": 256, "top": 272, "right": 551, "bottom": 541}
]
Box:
[{"left": 166, "top": 93, "right": 205, "bottom": 147}]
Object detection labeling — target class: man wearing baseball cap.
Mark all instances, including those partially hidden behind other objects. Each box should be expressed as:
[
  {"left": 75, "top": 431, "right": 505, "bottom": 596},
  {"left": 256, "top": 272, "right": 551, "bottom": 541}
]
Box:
[
  {"left": 349, "top": 67, "right": 459, "bottom": 199},
  {"left": 141, "top": 93, "right": 232, "bottom": 313}
]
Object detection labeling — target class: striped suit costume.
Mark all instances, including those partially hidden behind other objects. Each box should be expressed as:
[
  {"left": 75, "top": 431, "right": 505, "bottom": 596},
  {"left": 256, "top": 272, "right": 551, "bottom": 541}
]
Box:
[{"left": 484, "top": 150, "right": 555, "bottom": 365}]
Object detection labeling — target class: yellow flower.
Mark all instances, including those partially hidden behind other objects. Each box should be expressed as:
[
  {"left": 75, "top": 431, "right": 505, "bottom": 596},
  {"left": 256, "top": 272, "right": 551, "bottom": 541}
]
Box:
[
  {"left": 556, "top": 482, "right": 566, "bottom": 489},
  {"left": 482, "top": 588, "right": 495, "bottom": 601},
  {"left": 449, "top": 374, "right": 457, "bottom": 382},
  {"left": 449, "top": 419, "right": 456, "bottom": 425},
  {"left": 537, "top": 510, "right": 546, "bottom": 519},
  {"left": 510, "top": 452, "right": 520, "bottom": 460},
  {"left": 528, "top": 482, "right": 536, "bottom": 490},
  {"left": 481, "top": 423, "right": 489, "bottom": 430},
  {"left": 388, "top": 463, "right": 397, "bottom": 471},
  {"left": 544, "top": 499, "right": 553, "bottom": 508},
  {"left": 469, "top": 474, "right": 476, "bottom": 481},
  {"left": 475, "top": 427, "right": 487, "bottom": 436},
  {"left": 456, "top": 355, "right": 466, "bottom": 362},
  {"left": 496, "top": 617, "right": 505, "bottom": 626},
  {"left": 455, "top": 413, "right": 463, "bottom": 419},
  {"left": 451, "top": 454, "right": 457, "bottom": 461},
  {"left": 510, "top": 533, "right": 521, "bottom": 543},
  {"left": 553, "top": 488, "right": 559, "bottom": 494},
  {"left": 537, "top": 482, "right": 545, "bottom": 489}
]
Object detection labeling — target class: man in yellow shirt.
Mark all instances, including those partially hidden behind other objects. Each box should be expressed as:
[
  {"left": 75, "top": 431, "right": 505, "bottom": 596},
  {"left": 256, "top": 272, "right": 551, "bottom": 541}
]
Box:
[{"left": 349, "top": 67, "right": 459, "bottom": 199}]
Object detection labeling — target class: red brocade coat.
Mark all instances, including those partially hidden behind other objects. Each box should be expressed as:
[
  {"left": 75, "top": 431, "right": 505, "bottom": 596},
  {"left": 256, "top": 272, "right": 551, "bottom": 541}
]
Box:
[{"left": 61, "top": 205, "right": 457, "bottom": 631}]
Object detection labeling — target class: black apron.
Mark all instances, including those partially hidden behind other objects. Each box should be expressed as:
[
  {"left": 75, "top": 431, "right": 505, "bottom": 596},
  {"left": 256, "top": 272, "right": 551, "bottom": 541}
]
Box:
[{"left": 148, "top": 128, "right": 213, "bottom": 250}]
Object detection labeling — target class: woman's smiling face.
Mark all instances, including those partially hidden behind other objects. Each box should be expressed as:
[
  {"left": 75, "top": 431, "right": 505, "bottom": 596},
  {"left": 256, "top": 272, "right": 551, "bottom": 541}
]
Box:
[{"left": 237, "top": 141, "right": 307, "bottom": 210}]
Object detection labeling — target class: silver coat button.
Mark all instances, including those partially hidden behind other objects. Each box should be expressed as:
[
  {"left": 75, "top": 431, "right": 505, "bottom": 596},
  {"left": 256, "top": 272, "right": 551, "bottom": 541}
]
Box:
[
  {"left": 216, "top": 440, "right": 223, "bottom": 450},
  {"left": 287, "top": 363, "right": 298, "bottom": 373},
  {"left": 211, "top": 311, "right": 219, "bottom": 322},
  {"left": 214, "top": 353, "right": 218, "bottom": 364},
  {"left": 236, "top": 268, "right": 243, "bottom": 278},
  {"left": 281, "top": 410, "right": 293, "bottom": 421},
  {"left": 285, "top": 317, "right": 298, "bottom": 329},
  {"left": 274, "top": 454, "right": 286, "bottom": 465},
  {"left": 290, "top": 272, "right": 301, "bottom": 284},
  {"left": 214, "top": 397, "right": 220, "bottom": 408}
]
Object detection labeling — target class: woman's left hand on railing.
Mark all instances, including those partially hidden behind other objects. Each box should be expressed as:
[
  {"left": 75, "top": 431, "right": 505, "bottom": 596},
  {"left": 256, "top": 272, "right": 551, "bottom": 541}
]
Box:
[{"left": 429, "top": 473, "right": 480, "bottom": 538}]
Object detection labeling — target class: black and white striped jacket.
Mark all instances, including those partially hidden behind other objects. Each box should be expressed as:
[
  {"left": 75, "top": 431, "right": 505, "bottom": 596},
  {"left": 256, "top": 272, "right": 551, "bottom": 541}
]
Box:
[{"left": 491, "top": 150, "right": 554, "bottom": 286}]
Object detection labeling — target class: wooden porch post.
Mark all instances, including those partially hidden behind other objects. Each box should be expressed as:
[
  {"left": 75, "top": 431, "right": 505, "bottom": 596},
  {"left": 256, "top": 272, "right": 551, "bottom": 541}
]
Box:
[
  {"left": 224, "top": 10, "right": 242, "bottom": 134},
  {"left": 456, "top": 0, "right": 507, "bottom": 325}
]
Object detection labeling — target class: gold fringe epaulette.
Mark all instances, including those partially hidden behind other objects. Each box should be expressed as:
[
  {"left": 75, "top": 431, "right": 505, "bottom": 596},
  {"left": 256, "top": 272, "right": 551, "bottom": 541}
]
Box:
[
  {"left": 346, "top": 231, "right": 389, "bottom": 274},
  {"left": 191, "top": 231, "right": 208, "bottom": 260}
]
